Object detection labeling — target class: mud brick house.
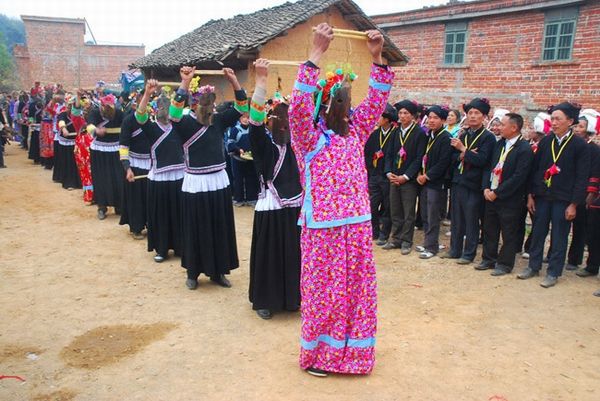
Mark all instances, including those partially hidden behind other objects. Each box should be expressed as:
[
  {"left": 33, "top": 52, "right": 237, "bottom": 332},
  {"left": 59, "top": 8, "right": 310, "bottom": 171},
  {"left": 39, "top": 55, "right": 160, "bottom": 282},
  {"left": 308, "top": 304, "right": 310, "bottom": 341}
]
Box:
[
  {"left": 131, "top": 0, "right": 408, "bottom": 102},
  {"left": 372, "top": 0, "right": 600, "bottom": 123},
  {"left": 13, "top": 15, "right": 145, "bottom": 91}
]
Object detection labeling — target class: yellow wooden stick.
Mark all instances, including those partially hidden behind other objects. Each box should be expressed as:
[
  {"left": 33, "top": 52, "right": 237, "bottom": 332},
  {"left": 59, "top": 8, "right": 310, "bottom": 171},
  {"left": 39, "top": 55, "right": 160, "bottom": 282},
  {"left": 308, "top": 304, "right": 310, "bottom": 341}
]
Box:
[
  {"left": 334, "top": 33, "right": 368, "bottom": 41},
  {"left": 133, "top": 175, "right": 148, "bottom": 180},
  {"left": 194, "top": 70, "right": 225, "bottom": 76},
  {"left": 312, "top": 26, "right": 368, "bottom": 39},
  {"left": 157, "top": 81, "right": 181, "bottom": 86},
  {"left": 268, "top": 60, "right": 303, "bottom": 66}
]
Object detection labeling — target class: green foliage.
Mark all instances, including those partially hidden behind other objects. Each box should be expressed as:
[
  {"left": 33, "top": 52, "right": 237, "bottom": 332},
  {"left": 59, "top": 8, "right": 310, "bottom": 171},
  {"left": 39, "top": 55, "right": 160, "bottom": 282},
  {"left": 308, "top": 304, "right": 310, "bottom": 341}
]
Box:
[
  {"left": 0, "top": 14, "right": 26, "bottom": 53},
  {"left": 0, "top": 31, "right": 19, "bottom": 92}
]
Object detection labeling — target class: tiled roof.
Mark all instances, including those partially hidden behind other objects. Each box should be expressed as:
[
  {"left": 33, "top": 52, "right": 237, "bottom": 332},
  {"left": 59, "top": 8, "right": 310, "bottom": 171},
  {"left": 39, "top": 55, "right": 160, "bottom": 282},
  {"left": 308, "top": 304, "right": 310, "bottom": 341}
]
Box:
[{"left": 131, "top": 0, "right": 408, "bottom": 70}]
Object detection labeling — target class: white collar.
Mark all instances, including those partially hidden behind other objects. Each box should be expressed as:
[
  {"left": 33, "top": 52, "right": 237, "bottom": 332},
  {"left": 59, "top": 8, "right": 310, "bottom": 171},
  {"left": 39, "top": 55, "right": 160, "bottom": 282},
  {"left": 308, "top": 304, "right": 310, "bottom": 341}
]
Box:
[
  {"left": 505, "top": 135, "right": 519, "bottom": 148},
  {"left": 554, "top": 130, "right": 571, "bottom": 145}
]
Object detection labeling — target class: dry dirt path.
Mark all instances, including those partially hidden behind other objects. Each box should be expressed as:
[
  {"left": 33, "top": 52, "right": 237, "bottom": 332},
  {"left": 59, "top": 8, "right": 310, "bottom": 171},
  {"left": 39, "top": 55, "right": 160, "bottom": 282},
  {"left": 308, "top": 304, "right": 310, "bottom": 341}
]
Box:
[{"left": 1, "top": 144, "right": 599, "bottom": 401}]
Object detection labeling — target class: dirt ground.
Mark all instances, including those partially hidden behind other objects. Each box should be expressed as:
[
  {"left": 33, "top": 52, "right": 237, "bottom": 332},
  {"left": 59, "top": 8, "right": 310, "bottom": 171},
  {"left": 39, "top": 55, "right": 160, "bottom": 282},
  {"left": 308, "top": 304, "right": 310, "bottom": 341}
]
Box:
[{"left": 1, "top": 144, "right": 599, "bottom": 401}]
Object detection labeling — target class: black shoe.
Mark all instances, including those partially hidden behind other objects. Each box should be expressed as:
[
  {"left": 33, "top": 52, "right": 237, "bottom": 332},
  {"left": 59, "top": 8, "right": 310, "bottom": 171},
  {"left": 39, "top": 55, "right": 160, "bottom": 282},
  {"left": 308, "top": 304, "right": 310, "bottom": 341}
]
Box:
[
  {"left": 306, "top": 367, "right": 328, "bottom": 377},
  {"left": 475, "top": 261, "right": 494, "bottom": 270},
  {"left": 97, "top": 209, "right": 106, "bottom": 220},
  {"left": 154, "top": 255, "right": 165, "bottom": 263},
  {"left": 210, "top": 275, "right": 232, "bottom": 288},
  {"left": 185, "top": 278, "right": 198, "bottom": 290},
  {"left": 256, "top": 309, "right": 272, "bottom": 320}
]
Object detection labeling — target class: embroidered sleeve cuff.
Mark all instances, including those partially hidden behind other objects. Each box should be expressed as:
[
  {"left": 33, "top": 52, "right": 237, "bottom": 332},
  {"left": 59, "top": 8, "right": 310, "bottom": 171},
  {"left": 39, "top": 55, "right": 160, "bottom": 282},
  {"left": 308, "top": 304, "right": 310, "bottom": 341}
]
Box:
[
  {"left": 135, "top": 110, "right": 149, "bottom": 124},
  {"left": 234, "top": 98, "right": 249, "bottom": 114},
  {"left": 369, "top": 78, "right": 392, "bottom": 92},
  {"left": 168, "top": 104, "right": 182, "bottom": 120},
  {"left": 370, "top": 64, "right": 394, "bottom": 90},
  {"left": 250, "top": 100, "right": 266, "bottom": 125},
  {"left": 590, "top": 177, "right": 600, "bottom": 183},
  {"left": 119, "top": 146, "right": 130, "bottom": 160},
  {"left": 587, "top": 186, "right": 599, "bottom": 193}
]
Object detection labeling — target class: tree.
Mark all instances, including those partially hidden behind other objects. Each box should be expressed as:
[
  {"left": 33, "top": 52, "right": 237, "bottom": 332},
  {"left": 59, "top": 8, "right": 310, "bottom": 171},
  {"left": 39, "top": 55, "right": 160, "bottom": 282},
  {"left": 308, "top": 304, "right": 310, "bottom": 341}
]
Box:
[
  {"left": 0, "top": 31, "right": 19, "bottom": 92},
  {"left": 0, "top": 14, "right": 25, "bottom": 54}
]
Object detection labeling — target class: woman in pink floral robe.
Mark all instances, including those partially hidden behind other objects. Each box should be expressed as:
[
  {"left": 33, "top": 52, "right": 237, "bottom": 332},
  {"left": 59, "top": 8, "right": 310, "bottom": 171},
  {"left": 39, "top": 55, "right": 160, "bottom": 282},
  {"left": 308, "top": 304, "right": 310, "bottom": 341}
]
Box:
[{"left": 289, "top": 24, "right": 394, "bottom": 376}]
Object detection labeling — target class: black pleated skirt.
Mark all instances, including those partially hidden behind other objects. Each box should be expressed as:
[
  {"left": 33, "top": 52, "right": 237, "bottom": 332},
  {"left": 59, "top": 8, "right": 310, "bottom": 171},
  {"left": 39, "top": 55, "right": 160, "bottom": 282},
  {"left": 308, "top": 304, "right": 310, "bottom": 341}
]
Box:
[
  {"left": 40, "top": 156, "right": 53, "bottom": 169},
  {"left": 90, "top": 149, "right": 124, "bottom": 209},
  {"left": 28, "top": 131, "right": 40, "bottom": 163},
  {"left": 147, "top": 179, "right": 182, "bottom": 258},
  {"left": 52, "top": 141, "right": 63, "bottom": 183},
  {"left": 249, "top": 207, "right": 301, "bottom": 311},
  {"left": 60, "top": 144, "right": 82, "bottom": 189},
  {"left": 119, "top": 166, "right": 149, "bottom": 234},
  {"left": 181, "top": 186, "right": 239, "bottom": 280}
]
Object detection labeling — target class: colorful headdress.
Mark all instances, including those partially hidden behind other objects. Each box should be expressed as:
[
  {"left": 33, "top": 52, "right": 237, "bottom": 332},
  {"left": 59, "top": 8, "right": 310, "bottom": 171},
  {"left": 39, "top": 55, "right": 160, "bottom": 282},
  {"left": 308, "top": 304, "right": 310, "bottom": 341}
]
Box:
[
  {"left": 580, "top": 109, "right": 600, "bottom": 135},
  {"left": 100, "top": 94, "right": 117, "bottom": 107},
  {"left": 534, "top": 112, "right": 551, "bottom": 135},
  {"left": 487, "top": 108, "right": 510, "bottom": 129},
  {"left": 96, "top": 80, "right": 106, "bottom": 89},
  {"left": 189, "top": 76, "right": 216, "bottom": 106},
  {"left": 313, "top": 67, "right": 357, "bottom": 121}
]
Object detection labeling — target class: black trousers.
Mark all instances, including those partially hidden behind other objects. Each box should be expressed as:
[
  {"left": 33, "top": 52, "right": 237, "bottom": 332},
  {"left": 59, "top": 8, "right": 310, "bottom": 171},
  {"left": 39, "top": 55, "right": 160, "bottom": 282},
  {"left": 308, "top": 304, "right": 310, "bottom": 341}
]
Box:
[
  {"left": 389, "top": 181, "right": 418, "bottom": 246},
  {"left": 482, "top": 201, "right": 524, "bottom": 270},
  {"left": 420, "top": 186, "right": 445, "bottom": 254},
  {"left": 449, "top": 184, "right": 482, "bottom": 260},
  {"left": 584, "top": 207, "right": 600, "bottom": 273},
  {"left": 368, "top": 174, "right": 391, "bottom": 239},
  {"left": 231, "top": 159, "right": 259, "bottom": 203},
  {"left": 528, "top": 198, "right": 572, "bottom": 277},
  {"left": 567, "top": 204, "right": 587, "bottom": 266}
]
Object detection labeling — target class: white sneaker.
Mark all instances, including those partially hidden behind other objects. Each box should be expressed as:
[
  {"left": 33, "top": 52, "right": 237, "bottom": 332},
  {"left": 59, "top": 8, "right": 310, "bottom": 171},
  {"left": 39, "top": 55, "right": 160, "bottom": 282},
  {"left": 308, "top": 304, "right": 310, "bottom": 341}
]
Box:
[
  {"left": 416, "top": 245, "right": 425, "bottom": 252},
  {"left": 419, "top": 251, "right": 435, "bottom": 259},
  {"left": 521, "top": 252, "right": 530, "bottom": 259}
]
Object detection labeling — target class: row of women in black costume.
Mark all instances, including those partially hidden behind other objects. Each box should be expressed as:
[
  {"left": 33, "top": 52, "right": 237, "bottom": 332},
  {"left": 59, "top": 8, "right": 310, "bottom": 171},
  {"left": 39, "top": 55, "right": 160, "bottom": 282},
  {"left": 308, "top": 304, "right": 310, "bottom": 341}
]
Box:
[{"left": 68, "top": 66, "right": 302, "bottom": 320}]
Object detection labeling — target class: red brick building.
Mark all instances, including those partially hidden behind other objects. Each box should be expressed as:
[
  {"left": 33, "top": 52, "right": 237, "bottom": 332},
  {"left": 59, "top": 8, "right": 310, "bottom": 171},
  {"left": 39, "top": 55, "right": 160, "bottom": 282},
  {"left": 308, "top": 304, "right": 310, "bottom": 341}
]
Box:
[
  {"left": 13, "top": 16, "right": 145, "bottom": 91},
  {"left": 372, "top": 0, "right": 600, "bottom": 123}
]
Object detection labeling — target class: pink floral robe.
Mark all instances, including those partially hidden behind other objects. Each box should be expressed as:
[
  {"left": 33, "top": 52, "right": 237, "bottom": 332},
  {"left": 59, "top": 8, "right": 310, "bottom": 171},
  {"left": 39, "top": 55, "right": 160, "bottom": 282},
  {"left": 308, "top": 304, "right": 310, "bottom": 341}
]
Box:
[{"left": 290, "top": 63, "right": 394, "bottom": 374}]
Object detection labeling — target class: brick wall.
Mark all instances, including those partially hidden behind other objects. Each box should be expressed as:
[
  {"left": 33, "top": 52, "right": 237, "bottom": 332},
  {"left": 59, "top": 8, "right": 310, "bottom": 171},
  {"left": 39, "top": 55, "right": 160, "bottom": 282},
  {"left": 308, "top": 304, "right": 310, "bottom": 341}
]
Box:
[
  {"left": 372, "top": 0, "right": 600, "bottom": 126},
  {"left": 15, "top": 17, "right": 145, "bottom": 91}
]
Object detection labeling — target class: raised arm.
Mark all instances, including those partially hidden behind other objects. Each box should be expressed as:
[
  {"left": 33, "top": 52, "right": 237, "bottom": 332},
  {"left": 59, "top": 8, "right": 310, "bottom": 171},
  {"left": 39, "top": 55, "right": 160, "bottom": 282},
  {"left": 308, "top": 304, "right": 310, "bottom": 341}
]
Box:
[
  {"left": 169, "top": 66, "right": 195, "bottom": 122},
  {"left": 289, "top": 23, "right": 333, "bottom": 157},
  {"left": 217, "top": 68, "right": 248, "bottom": 129},
  {"left": 248, "top": 59, "right": 271, "bottom": 162},
  {"left": 135, "top": 79, "right": 158, "bottom": 125},
  {"left": 351, "top": 30, "right": 394, "bottom": 145}
]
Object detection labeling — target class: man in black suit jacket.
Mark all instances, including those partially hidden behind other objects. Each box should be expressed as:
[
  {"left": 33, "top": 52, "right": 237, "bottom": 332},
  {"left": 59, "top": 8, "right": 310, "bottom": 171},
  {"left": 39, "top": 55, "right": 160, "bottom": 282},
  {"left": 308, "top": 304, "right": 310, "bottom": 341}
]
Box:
[
  {"left": 364, "top": 104, "right": 399, "bottom": 244},
  {"left": 518, "top": 102, "right": 590, "bottom": 288},
  {"left": 416, "top": 105, "right": 452, "bottom": 259},
  {"left": 477, "top": 113, "right": 533, "bottom": 275},
  {"left": 441, "top": 98, "right": 496, "bottom": 264},
  {"left": 383, "top": 100, "right": 426, "bottom": 254}
]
